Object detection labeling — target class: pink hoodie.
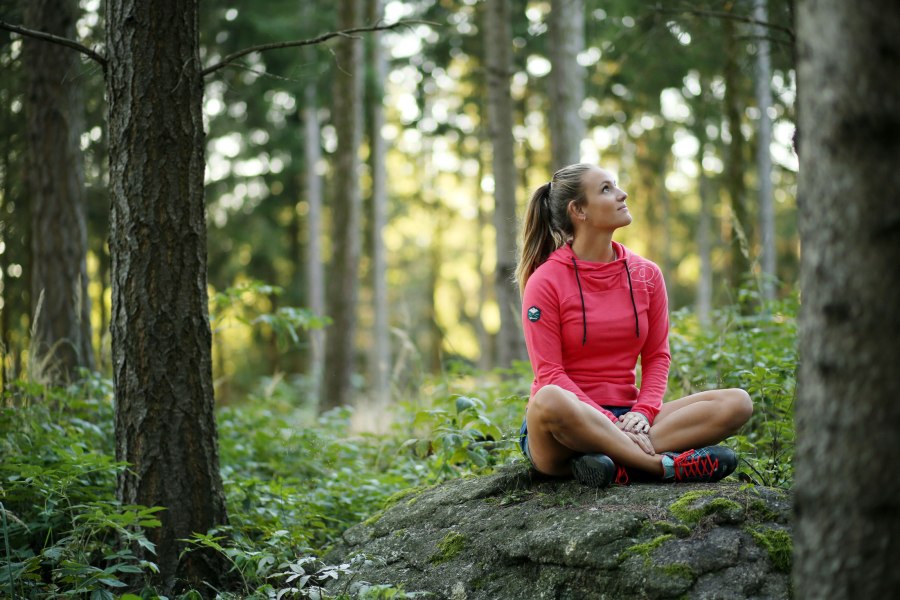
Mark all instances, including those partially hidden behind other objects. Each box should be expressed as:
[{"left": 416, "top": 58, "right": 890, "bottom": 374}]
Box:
[{"left": 521, "top": 242, "right": 671, "bottom": 425}]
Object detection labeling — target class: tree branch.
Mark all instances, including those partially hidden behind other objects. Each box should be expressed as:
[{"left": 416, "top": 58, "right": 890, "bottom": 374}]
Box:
[
  {"left": 0, "top": 19, "right": 107, "bottom": 70},
  {"left": 652, "top": 7, "right": 795, "bottom": 42},
  {"left": 201, "top": 20, "right": 431, "bottom": 77}
]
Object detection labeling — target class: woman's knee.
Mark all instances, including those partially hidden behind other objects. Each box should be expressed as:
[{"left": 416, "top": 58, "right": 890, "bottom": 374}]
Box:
[
  {"left": 528, "top": 385, "right": 579, "bottom": 427},
  {"left": 722, "top": 388, "right": 753, "bottom": 428}
]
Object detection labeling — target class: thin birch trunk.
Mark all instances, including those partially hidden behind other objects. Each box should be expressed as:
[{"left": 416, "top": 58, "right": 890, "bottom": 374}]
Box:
[
  {"left": 547, "top": 0, "right": 585, "bottom": 169},
  {"left": 321, "top": 0, "right": 364, "bottom": 411},
  {"left": 367, "top": 0, "right": 390, "bottom": 406},
  {"left": 483, "top": 0, "right": 522, "bottom": 368},
  {"left": 754, "top": 0, "right": 776, "bottom": 301}
]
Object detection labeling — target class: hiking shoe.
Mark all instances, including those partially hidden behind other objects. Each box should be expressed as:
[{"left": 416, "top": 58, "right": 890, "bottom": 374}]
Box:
[
  {"left": 571, "top": 453, "right": 616, "bottom": 488},
  {"left": 662, "top": 446, "right": 737, "bottom": 483}
]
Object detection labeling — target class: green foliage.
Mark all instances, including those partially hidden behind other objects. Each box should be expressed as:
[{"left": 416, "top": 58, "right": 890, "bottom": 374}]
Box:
[
  {"left": 668, "top": 295, "right": 798, "bottom": 487},
  {"left": 0, "top": 376, "right": 160, "bottom": 599},
  {"left": 211, "top": 279, "right": 330, "bottom": 345},
  {"left": 0, "top": 296, "right": 798, "bottom": 597}
]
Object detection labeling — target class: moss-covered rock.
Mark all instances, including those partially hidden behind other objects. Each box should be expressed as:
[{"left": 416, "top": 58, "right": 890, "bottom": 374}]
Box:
[{"left": 326, "top": 462, "right": 792, "bottom": 599}]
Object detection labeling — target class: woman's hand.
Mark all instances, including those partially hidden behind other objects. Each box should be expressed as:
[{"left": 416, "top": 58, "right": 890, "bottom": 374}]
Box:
[
  {"left": 624, "top": 430, "right": 655, "bottom": 455},
  {"left": 616, "top": 418, "right": 655, "bottom": 455},
  {"left": 618, "top": 411, "right": 650, "bottom": 434}
]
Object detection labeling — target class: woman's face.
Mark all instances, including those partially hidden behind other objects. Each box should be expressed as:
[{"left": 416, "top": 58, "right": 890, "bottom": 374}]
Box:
[{"left": 570, "top": 166, "right": 631, "bottom": 231}]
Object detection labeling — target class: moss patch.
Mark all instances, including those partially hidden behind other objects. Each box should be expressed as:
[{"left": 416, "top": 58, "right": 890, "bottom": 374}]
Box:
[
  {"left": 382, "top": 484, "right": 432, "bottom": 510},
  {"left": 659, "top": 563, "right": 695, "bottom": 581},
  {"left": 430, "top": 531, "right": 466, "bottom": 565},
  {"left": 361, "top": 511, "right": 384, "bottom": 527},
  {"left": 619, "top": 534, "right": 675, "bottom": 561},
  {"left": 670, "top": 490, "right": 743, "bottom": 525},
  {"left": 747, "top": 526, "right": 792, "bottom": 572},
  {"left": 645, "top": 520, "right": 692, "bottom": 538}
]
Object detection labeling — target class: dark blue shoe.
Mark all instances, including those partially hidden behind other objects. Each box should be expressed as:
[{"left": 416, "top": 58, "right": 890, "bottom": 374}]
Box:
[
  {"left": 662, "top": 446, "right": 737, "bottom": 483},
  {"left": 571, "top": 453, "right": 616, "bottom": 488}
]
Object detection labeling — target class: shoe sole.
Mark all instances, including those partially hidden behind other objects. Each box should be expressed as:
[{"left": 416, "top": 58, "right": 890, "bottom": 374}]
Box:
[{"left": 571, "top": 454, "right": 614, "bottom": 488}]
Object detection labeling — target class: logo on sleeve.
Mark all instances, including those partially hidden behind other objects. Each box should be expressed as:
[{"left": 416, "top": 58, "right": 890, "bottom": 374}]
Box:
[{"left": 527, "top": 306, "right": 541, "bottom": 322}]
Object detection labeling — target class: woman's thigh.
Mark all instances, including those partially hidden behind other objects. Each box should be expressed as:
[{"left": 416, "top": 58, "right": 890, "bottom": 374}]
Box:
[{"left": 523, "top": 386, "right": 584, "bottom": 476}]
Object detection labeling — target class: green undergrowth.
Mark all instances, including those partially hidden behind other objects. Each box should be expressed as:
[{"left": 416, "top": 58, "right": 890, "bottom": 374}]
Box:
[{"left": 0, "top": 297, "right": 797, "bottom": 598}]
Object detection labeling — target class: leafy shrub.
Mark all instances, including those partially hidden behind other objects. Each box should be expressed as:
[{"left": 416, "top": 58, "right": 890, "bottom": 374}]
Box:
[
  {"left": 667, "top": 295, "right": 798, "bottom": 487},
  {"left": 0, "top": 375, "right": 160, "bottom": 599}
]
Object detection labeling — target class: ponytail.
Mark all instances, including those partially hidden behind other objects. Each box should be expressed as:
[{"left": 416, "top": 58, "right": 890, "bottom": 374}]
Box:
[
  {"left": 516, "top": 183, "right": 559, "bottom": 295},
  {"left": 515, "top": 163, "right": 593, "bottom": 295}
]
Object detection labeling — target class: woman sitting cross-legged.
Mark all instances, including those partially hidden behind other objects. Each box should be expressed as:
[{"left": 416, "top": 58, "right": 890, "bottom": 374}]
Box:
[{"left": 517, "top": 163, "right": 753, "bottom": 487}]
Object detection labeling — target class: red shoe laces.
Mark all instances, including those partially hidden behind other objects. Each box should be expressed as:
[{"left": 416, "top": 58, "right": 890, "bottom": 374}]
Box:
[
  {"left": 614, "top": 465, "right": 629, "bottom": 485},
  {"left": 674, "top": 449, "right": 719, "bottom": 480}
]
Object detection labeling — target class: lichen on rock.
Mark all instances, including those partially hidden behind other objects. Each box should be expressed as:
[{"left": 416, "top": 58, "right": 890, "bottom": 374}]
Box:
[{"left": 326, "top": 462, "right": 792, "bottom": 599}]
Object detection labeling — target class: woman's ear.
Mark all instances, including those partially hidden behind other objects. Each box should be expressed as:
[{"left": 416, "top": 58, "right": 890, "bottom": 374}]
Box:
[{"left": 568, "top": 200, "right": 583, "bottom": 221}]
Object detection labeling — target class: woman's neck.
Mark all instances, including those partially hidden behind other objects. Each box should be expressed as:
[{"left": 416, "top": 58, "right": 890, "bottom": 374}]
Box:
[{"left": 571, "top": 234, "right": 617, "bottom": 263}]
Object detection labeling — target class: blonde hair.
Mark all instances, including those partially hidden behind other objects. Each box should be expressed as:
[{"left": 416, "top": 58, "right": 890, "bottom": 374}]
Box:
[{"left": 515, "top": 163, "right": 594, "bottom": 295}]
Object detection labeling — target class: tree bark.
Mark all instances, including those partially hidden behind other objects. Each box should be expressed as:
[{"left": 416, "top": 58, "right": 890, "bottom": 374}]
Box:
[
  {"left": 754, "top": 0, "right": 776, "bottom": 301},
  {"left": 547, "top": 0, "right": 585, "bottom": 169},
  {"left": 794, "top": 1, "right": 900, "bottom": 599},
  {"left": 723, "top": 14, "right": 752, "bottom": 299},
  {"left": 23, "top": 0, "right": 94, "bottom": 383},
  {"left": 321, "top": 0, "right": 364, "bottom": 411},
  {"left": 302, "top": 27, "right": 325, "bottom": 403},
  {"left": 106, "top": 0, "right": 226, "bottom": 591},
  {"left": 483, "top": 0, "right": 522, "bottom": 369},
  {"left": 367, "top": 0, "right": 390, "bottom": 407}
]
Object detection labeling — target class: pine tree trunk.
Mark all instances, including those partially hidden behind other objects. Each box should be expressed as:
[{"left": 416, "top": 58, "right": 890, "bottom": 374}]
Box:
[
  {"left": 723, "top": 15, "right": 751, "bottom": 297},
  {"left": 106, "top": 0, "right": 226, "bottom": 590},
  {"left": 794, "top": 2, "right": 900, "bottom": 598},
  {"left": 367, "top": 0, "right": 390, "bottom": 407},
  {"left": 302, "top": 46, "right": 325, "bottom": 403},
  {"left": 483, "top": 0, "right": 522, "bottom": 369},
  {"left": 321, "top": 0, "right": 364, "bottom": 411},
  {"left": 547, "top": 0, "right": 585, "bottom": 169},
  {"left": 754, "top": 0, "right": 776, "bottom": 301},
  {"left": 24, "top": 0, "right": 94, "bottom": 383}
]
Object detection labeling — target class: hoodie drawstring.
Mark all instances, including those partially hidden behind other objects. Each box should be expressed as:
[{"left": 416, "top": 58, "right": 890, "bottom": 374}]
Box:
[
  {"left": 624, "top": 260, "right": 640, "bottom": 338},
  {"left": 571, "top": 254, "right": 640, "bottom": 345},
  {"left": 571, "top": 258, "right": 588, "bottom": 345}
]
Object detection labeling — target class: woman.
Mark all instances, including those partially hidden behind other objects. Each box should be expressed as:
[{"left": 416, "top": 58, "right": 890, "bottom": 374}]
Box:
[{"left": 517, "top": 163, "right": 752, "bottom": 487}]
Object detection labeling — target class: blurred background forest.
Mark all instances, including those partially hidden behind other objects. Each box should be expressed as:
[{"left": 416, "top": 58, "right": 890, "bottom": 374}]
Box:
[
  {"left": 1, "top": 0, "right": 797, "bottom": 410},
  {"left": 0, "top": 0, "right": 804, "bottom": 597}
]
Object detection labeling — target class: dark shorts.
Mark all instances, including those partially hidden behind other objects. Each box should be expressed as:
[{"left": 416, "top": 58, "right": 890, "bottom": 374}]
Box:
[{"left": 519, "top": 405, "right": 633, "bottom": 465}]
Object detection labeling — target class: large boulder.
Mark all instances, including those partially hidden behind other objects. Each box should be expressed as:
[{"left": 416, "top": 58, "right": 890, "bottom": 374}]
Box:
[{"left": 326, "top": 463, "right": 792, "bottom": 600}]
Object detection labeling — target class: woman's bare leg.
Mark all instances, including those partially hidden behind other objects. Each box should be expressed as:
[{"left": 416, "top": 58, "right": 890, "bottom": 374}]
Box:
[
  {"left": 649, "top": 388, "right": 753, "bottom": 453},
  {"left": 525, "top": 385, "right": 664, "bottom": 477}
]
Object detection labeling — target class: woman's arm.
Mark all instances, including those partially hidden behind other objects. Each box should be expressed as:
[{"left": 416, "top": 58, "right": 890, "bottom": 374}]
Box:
[{"left": 631, "top": 264, "right": 671, "bottom": 425}]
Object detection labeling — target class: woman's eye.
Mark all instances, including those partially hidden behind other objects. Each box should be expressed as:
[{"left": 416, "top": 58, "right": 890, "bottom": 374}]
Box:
[{"left": 603, "top": 186, "right": 610, "bottom": 192}]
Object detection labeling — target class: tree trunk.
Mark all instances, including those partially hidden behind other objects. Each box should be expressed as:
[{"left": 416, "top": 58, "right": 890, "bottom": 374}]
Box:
[
  {"left": 483, "top": 0, "right": 522, "bottom": 369},
  {"left": 321, "top": 0, "right": 364, "bottom": 411},
  {"left": 106, "top": 0, "right": 226, "bottom": 591},
  {"left": 547, "top": 0, "right": 585, "bottom": 169},
  {"left": 794, "top": 2, "right": 900, "bottom": 599},
  {"left": 754, "top": 0, "right": 776, "bottom": 301},
  {"left": 723, "top": 14, "right": 752, "bottom": 298},
  {"left": 23, "top": 0, "right": 94, "bottom": 383},
  {"left": 696, "top": 152, "right": 714, "bottom": 324},
  {"left": 302, "top": 47, "right": 325, "bottom": 404},
  {"left": 366, "top": 0, "right": 390, "bottom": 407}
]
